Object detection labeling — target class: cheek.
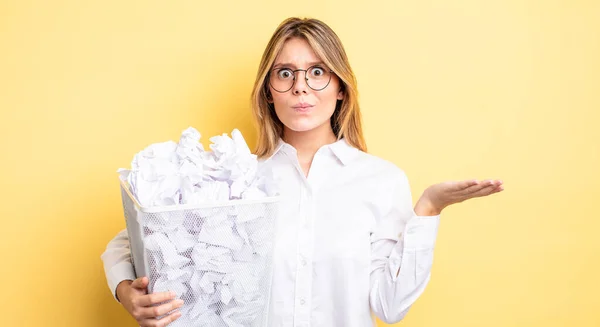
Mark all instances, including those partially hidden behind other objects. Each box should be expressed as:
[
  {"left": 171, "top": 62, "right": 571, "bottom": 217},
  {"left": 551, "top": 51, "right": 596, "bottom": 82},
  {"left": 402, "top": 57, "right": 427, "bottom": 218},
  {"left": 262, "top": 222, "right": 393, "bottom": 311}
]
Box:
[
  {"left": 318, "top": 87, "right": 341, "bottom": 107},
  {"left": 325, "top": 78, "right": 342, "bottom": 100},
  {"left": 272, "top": 96, "right": 287, "bottom": 110},
  {"left": 271, "top": 96, "right": 288, "bottom": 120},
  {"left": 269, "top": 89, "right": 285, "bottom": 103}
]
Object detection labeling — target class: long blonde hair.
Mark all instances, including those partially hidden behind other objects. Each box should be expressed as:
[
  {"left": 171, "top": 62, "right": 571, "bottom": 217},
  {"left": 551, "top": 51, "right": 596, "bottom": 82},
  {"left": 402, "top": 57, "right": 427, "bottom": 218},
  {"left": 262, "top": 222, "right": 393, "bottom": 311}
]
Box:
[{"left": 250, "top": 17, "right": 367, "bottom": 158}]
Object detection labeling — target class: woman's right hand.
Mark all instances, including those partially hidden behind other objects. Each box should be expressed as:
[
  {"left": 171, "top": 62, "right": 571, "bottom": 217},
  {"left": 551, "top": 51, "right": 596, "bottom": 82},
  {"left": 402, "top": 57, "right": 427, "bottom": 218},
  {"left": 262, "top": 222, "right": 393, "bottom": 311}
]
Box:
[{"left": 116, "top": 276, "right": 184, "bottom": 327}]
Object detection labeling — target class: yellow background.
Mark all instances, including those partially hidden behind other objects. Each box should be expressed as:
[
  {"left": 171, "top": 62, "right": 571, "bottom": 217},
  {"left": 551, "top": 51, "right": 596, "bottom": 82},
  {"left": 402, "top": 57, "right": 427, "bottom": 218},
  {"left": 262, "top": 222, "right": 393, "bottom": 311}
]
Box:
[{"left": 1, "top": 0, "right": 598, "bottom": 326}]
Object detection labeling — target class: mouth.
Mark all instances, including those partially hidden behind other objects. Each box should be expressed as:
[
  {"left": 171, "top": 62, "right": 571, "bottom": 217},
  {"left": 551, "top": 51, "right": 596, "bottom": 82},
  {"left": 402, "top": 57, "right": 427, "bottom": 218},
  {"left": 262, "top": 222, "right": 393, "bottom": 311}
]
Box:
[{"left": 292, "top": 103, "right": 314, "bottom": 112}]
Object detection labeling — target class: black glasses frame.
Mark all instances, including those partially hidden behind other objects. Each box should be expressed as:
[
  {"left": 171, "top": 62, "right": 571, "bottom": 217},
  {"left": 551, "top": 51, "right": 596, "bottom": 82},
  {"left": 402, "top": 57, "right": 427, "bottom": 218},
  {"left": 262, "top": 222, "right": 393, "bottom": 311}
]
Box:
[{"left": 268, "top": 66, "right": 334, "bottom": 93}]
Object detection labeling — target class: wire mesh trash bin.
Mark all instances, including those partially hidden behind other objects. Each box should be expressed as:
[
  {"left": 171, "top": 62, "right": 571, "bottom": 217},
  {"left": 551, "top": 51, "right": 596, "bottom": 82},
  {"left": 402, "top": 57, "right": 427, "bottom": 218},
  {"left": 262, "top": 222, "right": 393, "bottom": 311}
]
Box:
[{"left": 119, "top": 178, "right": 279, "bottom": 327}]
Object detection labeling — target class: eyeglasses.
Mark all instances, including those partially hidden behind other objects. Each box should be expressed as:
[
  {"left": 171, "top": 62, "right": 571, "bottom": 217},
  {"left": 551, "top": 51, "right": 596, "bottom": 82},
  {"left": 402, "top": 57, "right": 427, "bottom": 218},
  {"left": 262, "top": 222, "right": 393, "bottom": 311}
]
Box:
[{"left": 269, "top": 65, "right": 334, "bottom": 93}]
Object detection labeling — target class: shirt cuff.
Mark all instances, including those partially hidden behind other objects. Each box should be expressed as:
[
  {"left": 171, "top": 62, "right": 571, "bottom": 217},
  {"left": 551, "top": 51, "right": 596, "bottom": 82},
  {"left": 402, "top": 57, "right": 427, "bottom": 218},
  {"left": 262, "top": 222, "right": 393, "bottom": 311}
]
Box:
[
  {"left": 107, "top": 261, "right": 137, "bottom": 302},
  {"left": 403, "top": 214, "right": 440, "bottom": 250}
]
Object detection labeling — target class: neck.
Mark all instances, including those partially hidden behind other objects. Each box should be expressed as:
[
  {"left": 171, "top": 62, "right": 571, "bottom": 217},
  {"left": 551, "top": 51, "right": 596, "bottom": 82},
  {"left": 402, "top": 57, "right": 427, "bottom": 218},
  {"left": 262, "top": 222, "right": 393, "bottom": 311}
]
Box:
[{"left": 283, "top": 124, "right": 337, "bottom": 159}]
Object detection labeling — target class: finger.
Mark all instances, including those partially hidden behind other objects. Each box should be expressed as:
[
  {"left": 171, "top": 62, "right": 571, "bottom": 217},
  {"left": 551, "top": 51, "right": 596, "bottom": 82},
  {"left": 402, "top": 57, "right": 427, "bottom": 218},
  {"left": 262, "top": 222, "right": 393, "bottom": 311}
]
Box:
[
  {"left": 131, "top": 276, "right": 149, "bottom": 290},
  {"left": 468, "top": 184, "right": 500, "bottom": 199},
  {"left": 485, "top": 180, "right": 504, "bottom": 193},
  {"left": 457, "top": 181, "right": 490, "bottom": 195},
  {"left": 489, "top": 184, "right": 504, "bottom": 194},
  {"left": 139, "top": 310, "right": 182, "bottom": 327},
  {"left": 135, "top": 291, "right": 177, "bottom": 307},
  {"left": 137, "top": 299, "right": 184, "bottom": 319},
  {"left": 460, "top": 179, "right": 503, "bottom": 195},
  {"left": 451, "top": 179, "right": 480, "bottom": 192}
]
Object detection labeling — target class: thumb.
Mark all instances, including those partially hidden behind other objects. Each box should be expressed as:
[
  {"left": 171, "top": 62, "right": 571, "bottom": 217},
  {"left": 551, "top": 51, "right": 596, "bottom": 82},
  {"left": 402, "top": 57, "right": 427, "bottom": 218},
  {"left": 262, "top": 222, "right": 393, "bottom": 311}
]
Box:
[{"left": 131, "top": 276, "right": 148, "bottom": 290}]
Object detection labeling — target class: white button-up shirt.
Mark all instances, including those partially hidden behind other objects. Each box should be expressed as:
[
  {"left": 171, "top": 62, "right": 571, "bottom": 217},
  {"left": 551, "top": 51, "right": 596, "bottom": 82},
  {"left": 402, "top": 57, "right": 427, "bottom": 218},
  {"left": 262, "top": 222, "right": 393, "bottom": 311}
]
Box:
[{"left": 102, "top": 138, "right": 441, "bottom": 327}]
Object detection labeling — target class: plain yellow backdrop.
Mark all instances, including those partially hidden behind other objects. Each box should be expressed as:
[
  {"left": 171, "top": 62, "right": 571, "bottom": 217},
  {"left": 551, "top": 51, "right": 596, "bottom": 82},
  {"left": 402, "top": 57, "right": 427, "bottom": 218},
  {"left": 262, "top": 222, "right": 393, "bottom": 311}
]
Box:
[{"left": 1, "top": 0, "right": 598, "bottom": 326}]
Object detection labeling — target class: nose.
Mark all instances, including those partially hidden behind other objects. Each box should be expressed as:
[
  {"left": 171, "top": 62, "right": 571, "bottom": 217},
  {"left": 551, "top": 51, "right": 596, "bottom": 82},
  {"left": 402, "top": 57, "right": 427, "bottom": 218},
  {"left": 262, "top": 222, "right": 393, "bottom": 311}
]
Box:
[{"left": 292, "top": 71, "right": 309, "bottom": 95}]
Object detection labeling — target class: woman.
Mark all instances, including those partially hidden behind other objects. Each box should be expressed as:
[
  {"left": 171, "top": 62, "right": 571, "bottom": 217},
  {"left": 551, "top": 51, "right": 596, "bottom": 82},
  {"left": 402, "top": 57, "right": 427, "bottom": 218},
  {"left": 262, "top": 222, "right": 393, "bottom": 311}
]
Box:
[{"left": 102, "top": 17, "right": 503, "bottom": 327}]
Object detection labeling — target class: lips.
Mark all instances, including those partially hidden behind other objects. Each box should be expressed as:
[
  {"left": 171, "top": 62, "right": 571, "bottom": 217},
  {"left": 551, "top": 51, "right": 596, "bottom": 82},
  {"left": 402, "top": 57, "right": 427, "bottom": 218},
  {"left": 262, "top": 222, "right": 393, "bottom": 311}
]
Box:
[{"left": 292, "top": 103, "right": 314, "bottom": 109}]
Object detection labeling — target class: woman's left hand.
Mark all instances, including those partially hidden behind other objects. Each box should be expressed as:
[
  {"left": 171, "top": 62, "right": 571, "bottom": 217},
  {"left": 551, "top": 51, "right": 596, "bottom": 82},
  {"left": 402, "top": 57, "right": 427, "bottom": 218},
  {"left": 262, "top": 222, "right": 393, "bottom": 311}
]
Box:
[{"left": 414, "top": 179, "right": 504, "bottom": 216}]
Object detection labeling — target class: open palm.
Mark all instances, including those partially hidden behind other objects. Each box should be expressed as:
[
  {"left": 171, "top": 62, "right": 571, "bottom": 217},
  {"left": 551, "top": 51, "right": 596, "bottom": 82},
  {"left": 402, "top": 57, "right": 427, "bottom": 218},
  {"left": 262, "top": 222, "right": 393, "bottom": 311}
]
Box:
[{"left": 415, "top": 179, "right": 504, "bottom": 216}]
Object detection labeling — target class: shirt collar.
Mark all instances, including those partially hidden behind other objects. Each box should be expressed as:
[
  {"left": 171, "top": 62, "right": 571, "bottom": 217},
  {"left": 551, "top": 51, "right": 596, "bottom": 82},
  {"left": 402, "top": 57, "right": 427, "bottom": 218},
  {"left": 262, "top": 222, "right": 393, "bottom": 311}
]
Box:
[
  {"left": 269, "top": 137, "right": 359, "bottom": 166},
  {"left": 328, "top": 138, "right": 359, "bottom": 166}
]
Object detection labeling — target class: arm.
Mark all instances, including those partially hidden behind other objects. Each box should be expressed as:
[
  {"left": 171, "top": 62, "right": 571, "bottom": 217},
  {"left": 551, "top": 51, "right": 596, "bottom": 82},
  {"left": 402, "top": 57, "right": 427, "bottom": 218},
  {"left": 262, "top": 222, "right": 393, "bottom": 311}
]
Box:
[
  {"left": 101, "top": 229, "right": 184, "bottom": 326},
  {"left": 100, "top": 229, "right": 137, "bottom": 301},
  {"left": 369, "top": 170, "right": 440, "bottom": 324},
  {"left": 369, "top": 173, "right": 503, "bottom": 324}
]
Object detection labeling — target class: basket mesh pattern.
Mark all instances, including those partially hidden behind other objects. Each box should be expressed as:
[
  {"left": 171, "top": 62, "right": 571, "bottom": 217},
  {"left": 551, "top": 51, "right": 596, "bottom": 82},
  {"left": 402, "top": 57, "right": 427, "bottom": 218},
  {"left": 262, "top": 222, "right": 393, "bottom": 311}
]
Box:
[{"left": 121, "top": 185, "right": 278, "bottom": 327}]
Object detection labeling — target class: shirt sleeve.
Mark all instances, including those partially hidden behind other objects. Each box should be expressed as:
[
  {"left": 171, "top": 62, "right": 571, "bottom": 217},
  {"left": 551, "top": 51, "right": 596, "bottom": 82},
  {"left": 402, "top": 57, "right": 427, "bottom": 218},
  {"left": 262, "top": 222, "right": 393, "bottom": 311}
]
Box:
[
  {"left": 100, "top": 228, "right": 137, "bottom": 302},
  {"left": 369, "top": 169, "right": 441, "bottom": 324}
]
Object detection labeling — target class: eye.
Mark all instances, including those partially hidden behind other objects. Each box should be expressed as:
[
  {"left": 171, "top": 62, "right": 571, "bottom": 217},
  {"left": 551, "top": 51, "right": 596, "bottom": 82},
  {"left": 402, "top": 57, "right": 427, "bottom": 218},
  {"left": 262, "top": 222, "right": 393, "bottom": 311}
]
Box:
[
  {"left": 309, "top": 66, "right": 326, "bottom": 77},
  {"left": 277, "top": 69, "right": 294, "bottom": 79}
]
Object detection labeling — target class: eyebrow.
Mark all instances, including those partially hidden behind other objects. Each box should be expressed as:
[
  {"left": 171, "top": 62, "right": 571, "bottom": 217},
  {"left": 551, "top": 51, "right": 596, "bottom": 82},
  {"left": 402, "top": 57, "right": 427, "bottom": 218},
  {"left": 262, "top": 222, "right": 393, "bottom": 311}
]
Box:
[{"left": 272, "top": 61, "right": 325, "bottom": 69}]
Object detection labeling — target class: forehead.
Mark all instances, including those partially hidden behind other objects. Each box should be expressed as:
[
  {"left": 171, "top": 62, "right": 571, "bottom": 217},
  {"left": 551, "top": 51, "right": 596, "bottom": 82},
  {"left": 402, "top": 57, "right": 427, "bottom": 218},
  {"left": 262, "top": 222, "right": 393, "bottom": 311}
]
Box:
[{"left": 273, "top": 37, "right": 322, "bottom": 68}]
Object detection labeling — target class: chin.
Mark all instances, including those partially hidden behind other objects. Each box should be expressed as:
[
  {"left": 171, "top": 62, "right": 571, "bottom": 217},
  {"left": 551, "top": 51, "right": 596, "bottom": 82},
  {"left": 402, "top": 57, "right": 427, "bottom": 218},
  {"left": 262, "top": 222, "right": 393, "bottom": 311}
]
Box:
[{"left": 281, "top": 118, "right": 325, "bottom": 133}]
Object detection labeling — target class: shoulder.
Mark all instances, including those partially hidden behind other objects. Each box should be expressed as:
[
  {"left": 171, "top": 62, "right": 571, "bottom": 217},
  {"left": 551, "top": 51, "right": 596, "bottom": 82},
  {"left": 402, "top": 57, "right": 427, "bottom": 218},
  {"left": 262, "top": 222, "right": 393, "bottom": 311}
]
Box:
[
  {"left": 352, "top": 150, "right": 408, "bottom": 181},
  {"left": 349, "top": 151, "right": 414, "bottom": 216}
]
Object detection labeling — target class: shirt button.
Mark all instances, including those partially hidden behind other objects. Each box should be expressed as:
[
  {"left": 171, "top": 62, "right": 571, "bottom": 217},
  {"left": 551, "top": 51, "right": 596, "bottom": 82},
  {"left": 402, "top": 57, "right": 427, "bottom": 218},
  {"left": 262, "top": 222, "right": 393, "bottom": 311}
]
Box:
[
  {"left": 300, "top": 298, "right": 306, "bottom": 305},
  {"left": 301, "top": 259, "right": 307, "bottom": 266}
]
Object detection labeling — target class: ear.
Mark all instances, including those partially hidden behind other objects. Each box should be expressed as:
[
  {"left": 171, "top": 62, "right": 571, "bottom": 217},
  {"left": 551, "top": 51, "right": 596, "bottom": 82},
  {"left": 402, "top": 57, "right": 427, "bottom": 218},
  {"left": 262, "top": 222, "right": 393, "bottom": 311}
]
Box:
[
  {"left": 337, "top": 88, "right": 344, "bottom": 100},
  {"left": 266, "top": 90, "right": 274, "bottom": 103}
]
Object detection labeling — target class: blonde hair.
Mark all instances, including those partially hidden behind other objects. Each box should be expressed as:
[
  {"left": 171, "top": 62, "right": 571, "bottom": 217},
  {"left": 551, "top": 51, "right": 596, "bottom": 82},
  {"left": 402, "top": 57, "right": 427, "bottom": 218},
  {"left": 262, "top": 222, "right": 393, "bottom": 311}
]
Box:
[{"left": 250, "top": 17, "right": 367, "bottom": 158}]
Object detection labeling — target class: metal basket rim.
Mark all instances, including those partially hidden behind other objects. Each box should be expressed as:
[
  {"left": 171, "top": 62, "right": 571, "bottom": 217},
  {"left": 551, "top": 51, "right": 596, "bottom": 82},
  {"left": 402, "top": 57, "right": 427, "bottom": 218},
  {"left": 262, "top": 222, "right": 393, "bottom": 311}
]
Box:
[{"left": 119, "top": 178, "right": 280, "bottom": 213}]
